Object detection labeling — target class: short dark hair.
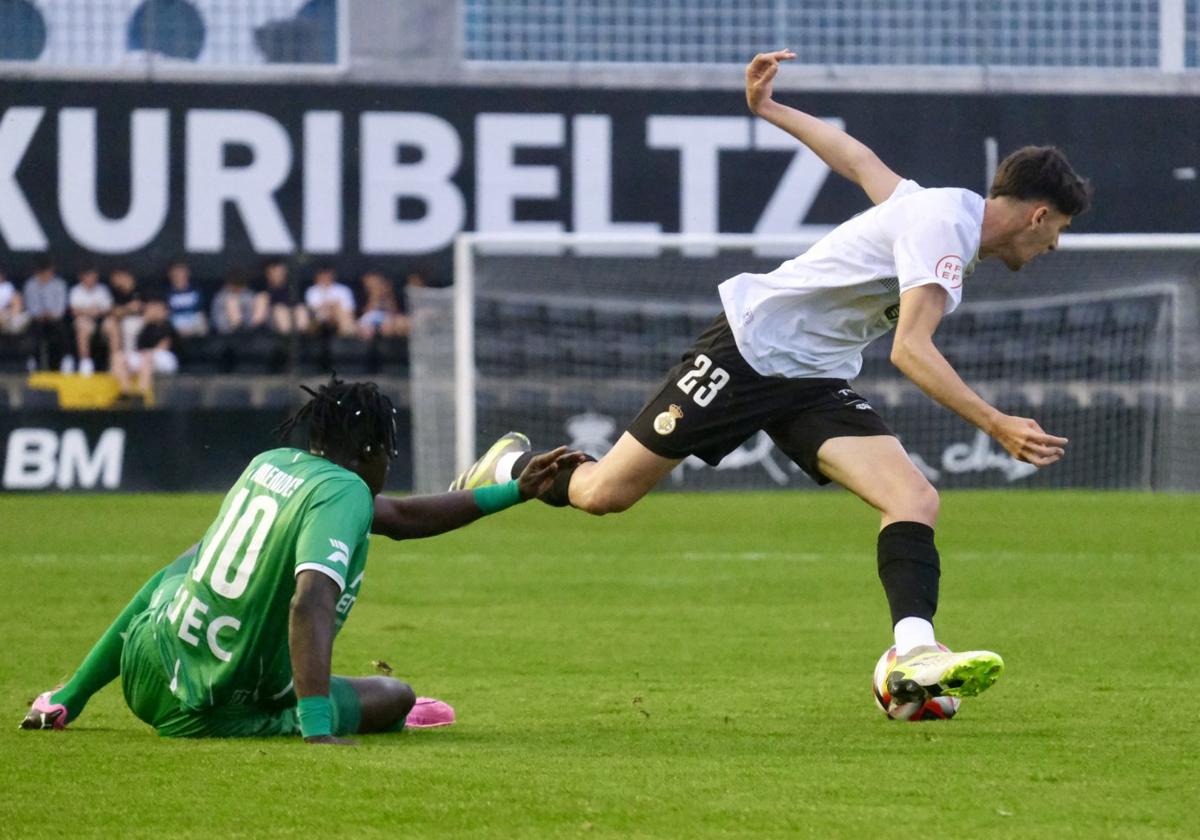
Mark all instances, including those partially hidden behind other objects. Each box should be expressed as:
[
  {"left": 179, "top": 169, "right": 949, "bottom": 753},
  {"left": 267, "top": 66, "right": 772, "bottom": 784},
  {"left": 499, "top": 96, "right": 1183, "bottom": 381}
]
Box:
[
  {"left": 989, "top": 146, "right": 1092, "bottom": 217},
  {"left": 276, "top": 375, "right": 398, "bottom": 461},
  {"left": 33, "top": 253, "right": 54, "bottom": 272}
]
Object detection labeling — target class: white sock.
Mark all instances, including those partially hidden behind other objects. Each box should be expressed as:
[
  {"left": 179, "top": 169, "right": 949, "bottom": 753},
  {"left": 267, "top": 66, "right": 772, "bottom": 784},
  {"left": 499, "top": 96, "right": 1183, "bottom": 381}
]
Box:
[
  {"left": 495, "top": 451, "right": 523, "bottom": 483},
  {"left": 893, "top": 617, "right": 936, "bottom": 656}
]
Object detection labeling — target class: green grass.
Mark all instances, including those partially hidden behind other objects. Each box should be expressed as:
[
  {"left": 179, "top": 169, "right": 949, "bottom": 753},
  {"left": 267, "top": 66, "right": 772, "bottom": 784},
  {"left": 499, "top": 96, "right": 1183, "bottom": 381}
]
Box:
[{"left": 2, "top": 491, "right": 1198, "bottom": 838}]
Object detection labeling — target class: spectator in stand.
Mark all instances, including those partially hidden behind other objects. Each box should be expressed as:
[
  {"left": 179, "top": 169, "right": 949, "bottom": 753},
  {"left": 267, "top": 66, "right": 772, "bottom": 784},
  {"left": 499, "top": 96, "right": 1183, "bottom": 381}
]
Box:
[
  {"left": 23, "top": 253, "right": 70, "bottom": 371},
  {"left": 103, "top": 268, "right": 144, "bottom": 360},
  {"left": 304, "top": 264, "right": 355, "bottom": 337},
  {"left": 68, "top": 265, "right": 113, "bottom": 376},
  {"left": 0, "top": 267, "right": 30, "bottom": 335},
  {"left": 111, "top": 298, "right": 178, "bottom": 400},
  {"left": 165, "top": 258, "right": 207, "bottom": 337},
  {"left": 254, "top": 257, "right": 308, "bottom": 334},
  {"left": 357, "top": 269, "right": 410, "bottom": 341},
  {"left": 211, "top": 268, "right": 259, "bottom": 335}
]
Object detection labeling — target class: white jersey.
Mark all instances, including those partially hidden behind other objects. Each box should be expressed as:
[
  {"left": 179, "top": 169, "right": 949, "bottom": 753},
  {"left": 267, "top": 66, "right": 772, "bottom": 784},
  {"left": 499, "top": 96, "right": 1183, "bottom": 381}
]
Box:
[
  {"left": 69, "top": 282, "right": 113, "bottom": 313},
  {"left": 305, "top": 282, "right": 356, "bottom": 314},
  {"left": 719, "top": 180, "right": 984, "bottom": 381}
]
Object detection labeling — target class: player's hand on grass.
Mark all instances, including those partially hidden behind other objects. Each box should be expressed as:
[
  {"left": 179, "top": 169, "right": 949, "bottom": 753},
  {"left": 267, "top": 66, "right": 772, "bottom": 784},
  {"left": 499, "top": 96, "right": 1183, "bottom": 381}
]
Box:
[
  {"left": 745, "top": 49, "right": 796, "bottom": 115},
  {"left": 517, "top": 446, "right": 589, "bottom": 501},
  {"left": 304, "top": 735, "right": 356, "bottom": 746},
  {"left": 990, "top": 414, "right": 1068, "bottom": 467}
]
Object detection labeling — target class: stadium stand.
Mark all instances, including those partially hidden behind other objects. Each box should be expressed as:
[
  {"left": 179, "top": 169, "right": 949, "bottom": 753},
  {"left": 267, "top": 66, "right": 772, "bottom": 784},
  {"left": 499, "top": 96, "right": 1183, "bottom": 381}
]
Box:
[
  {"left": 463, "top": 0, "right": 1181, "bottom": 68},
  {"left": 0, "top": 257, "right": 417, "bottom": 406},
  {"left": 0, "top": 0, "right": 341, "bottom": 66}
]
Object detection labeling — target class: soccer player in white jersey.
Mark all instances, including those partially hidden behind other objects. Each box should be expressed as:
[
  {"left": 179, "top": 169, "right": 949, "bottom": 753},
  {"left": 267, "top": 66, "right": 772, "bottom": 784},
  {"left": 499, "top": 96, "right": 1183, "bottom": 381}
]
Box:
[{"left": 453, "top": 50, "right": 1091, "bottom": 711}]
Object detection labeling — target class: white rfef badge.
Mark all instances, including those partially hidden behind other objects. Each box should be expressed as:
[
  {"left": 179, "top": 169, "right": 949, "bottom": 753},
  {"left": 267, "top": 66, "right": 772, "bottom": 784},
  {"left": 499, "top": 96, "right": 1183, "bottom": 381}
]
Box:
[{"left": 654, "top": 404, "right": 684, "bottom": 435}]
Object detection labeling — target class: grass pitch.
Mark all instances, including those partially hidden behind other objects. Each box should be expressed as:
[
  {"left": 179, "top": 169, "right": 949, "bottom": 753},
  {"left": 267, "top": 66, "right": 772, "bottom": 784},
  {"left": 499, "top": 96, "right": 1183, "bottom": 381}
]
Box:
[{"left": 2, "top": 490, "right": 1197, "bottom": 838}]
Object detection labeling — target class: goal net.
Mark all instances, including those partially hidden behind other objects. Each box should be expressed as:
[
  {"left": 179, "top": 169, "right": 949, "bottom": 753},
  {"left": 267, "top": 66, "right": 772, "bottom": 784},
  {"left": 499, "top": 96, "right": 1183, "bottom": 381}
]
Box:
[{"left": 410, "top": 233, "right": 1200, "bottom": 495}]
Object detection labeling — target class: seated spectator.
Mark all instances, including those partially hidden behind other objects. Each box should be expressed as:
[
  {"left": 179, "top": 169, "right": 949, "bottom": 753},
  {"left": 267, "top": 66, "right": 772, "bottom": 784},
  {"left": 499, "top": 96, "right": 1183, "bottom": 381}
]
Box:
[
  {"left": 254, "top": 257, "right": 308, "bottom": 334},
  {"left": 0, "top": 268, "right": 30, "bottom": 335},
  {"left": 22, "top": 253, "right": 70, "bottom": 371},
  {"left": 103, "top": 268, "right": 144, "bottom": 359},
  {"left": 112, "top": 298, "right": 178, "bottom": 400},
  {"left": 68, "top": 265, "right": 113, "bottom": 376},
  {"left": 165, "top": 258, "right": 207, "bottom": 337},
  {"left": 211, "top": 268, "right": 258, "bottom": 335},
  {"left": 357, "top": 269, "right": 410, "bottom": 340},
  {"left": 304, "top": 264, "right": 355, "bottom": 337}
]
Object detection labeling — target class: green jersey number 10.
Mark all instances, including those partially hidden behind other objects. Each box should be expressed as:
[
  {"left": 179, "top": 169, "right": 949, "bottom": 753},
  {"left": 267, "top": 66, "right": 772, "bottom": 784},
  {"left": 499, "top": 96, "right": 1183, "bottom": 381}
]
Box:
[{"left": 191, "top": 489, "right": 280, "bottom": 599}]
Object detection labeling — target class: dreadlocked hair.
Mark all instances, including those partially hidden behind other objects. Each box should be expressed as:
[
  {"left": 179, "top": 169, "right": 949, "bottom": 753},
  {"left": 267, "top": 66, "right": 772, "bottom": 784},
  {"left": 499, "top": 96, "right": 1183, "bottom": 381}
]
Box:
[{"left": 276, "top": 375, "right": 398, "bottom": 461}]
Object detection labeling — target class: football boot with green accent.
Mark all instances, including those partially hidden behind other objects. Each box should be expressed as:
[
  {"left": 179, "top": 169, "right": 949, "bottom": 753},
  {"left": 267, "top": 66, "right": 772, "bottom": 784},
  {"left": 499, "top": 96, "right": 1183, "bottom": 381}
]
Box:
[
  {"left": 886, "top": 645, "right": 1004, "bottom": 706},
  {"left": 448, "top": 431, "right": 531, "bottom": 491}
]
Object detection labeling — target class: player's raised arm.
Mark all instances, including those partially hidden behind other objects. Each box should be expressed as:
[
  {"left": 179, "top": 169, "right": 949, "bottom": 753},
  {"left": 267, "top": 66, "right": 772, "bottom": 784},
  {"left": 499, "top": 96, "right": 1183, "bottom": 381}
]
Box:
[
  {"left": 891, "top": 285, "right": 1068, "bottom": 467},
  {"left": 746, "top": 49, "right": 902, "bottom": 205},
  {"left": 371, "top": 447, "right": 587, "bottom": 540}
]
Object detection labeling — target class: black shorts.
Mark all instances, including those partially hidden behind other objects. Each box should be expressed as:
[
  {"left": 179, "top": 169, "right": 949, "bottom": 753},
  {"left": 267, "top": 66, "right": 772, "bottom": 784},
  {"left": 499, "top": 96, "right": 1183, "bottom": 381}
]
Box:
[{"left": 627, "top": 313, "right": 895, "bottom": 485}]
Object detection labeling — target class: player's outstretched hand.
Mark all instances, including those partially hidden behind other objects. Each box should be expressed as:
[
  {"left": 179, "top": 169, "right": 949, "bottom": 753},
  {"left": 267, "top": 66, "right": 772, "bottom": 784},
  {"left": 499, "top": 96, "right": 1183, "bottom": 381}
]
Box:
[
  {"left": 990, "top": 414, "right": 1068, "bottom": 467},
  {"left": 517, "top": 446, "right": 589, "bottom": 501},
  {"left": 305, "top": 735, "right": 356, "bottom": 746},
  {"left": 745, "top": 49, "right": 796, "bottom": 115}
]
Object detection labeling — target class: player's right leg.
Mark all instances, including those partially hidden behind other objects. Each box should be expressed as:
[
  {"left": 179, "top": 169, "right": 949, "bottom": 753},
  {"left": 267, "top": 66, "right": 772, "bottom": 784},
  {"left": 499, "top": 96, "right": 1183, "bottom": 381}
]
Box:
[
  {"left": 457, "top": 314, "right": 775, "bottom": 514},
  {"left": 20, "top": 547, "right": 197, "bottom": 730},
  {"left": 815, "top": 436, "right": 1004, "bottom": 704},
  {"left": 452, "top": 429, "right": 678, "bottom": 515},
  {"left": 560, "top": 433, "right": 680, "bottom": 514}
]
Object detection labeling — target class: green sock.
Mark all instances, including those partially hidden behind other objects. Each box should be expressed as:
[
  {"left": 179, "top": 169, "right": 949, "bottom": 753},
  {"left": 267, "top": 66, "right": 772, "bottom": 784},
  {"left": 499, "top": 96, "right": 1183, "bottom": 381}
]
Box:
[{"left": 51, "top": 550, "right": 194, "bottom": 723}]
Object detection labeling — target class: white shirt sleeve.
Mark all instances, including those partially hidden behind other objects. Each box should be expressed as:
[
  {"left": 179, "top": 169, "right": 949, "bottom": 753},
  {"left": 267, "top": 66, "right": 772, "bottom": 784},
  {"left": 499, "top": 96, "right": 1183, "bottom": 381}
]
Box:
[
  {"left": 304, "top": 285, "right": 320, "bottom": 309},
  {"left": 886, "top": 178, "right": 923, "bottom": 202},
  {"left": 892, "top": 219, "right": 971, "bottom": 314}
]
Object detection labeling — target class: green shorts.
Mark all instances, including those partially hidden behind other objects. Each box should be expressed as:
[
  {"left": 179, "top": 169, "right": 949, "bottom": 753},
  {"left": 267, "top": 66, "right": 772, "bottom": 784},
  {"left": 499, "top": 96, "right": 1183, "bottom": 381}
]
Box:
[{"left": 120, "top": 573, "right": 361, "bottom": 738}]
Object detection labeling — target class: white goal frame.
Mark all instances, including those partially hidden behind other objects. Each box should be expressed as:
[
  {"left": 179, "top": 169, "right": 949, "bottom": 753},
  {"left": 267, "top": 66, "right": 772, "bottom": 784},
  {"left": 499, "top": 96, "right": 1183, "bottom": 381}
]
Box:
[{"left": 452, "top": 231, "right": 1200, "bottom": 474}]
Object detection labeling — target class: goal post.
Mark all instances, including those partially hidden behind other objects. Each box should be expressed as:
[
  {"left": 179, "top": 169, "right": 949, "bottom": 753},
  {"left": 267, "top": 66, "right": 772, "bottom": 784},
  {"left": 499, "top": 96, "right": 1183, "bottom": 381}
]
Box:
[{"left": 408, "top": 231, "right": 1200, "bottom": 495}]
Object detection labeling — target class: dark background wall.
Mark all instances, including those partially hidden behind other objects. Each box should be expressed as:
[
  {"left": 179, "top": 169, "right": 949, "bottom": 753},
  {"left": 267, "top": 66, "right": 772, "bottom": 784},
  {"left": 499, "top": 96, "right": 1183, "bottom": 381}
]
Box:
[{"left": 1, "top": 81, "right": 1196, "bottom": 287}]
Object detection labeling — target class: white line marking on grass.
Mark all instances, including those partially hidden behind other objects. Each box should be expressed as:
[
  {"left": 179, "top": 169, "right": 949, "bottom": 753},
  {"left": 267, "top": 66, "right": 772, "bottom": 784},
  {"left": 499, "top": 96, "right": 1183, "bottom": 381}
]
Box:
[{"left": 679, "top": 552, "right": 835, "bottom": 562}]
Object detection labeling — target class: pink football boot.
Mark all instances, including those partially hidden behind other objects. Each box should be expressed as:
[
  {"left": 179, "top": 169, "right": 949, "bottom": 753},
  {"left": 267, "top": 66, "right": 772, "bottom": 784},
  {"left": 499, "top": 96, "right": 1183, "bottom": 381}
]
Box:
[
  {"left": 20, "top": 691, "right": 68, "bottom": 730},
  {"left": 404, "top": 697, "right": 455, "bottom": 728}
]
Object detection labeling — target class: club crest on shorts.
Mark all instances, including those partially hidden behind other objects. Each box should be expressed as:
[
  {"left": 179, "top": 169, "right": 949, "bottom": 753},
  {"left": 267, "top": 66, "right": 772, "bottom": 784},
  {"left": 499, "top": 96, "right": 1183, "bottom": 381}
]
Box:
[{"left": 654, "top": 404, "right": 684, "bottom": 435}]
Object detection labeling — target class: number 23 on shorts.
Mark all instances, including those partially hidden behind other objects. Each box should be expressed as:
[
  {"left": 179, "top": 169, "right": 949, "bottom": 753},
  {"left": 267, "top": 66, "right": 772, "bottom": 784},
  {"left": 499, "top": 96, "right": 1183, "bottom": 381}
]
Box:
[{"left": 676, "top": 353, "right": 730, "bottom": 407}]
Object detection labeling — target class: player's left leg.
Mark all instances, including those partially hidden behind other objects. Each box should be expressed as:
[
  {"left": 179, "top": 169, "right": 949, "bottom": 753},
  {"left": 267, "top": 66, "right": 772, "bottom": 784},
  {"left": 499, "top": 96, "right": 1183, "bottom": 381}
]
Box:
[
  {"left": 21, "top": 547, "right": 197, "bottom": 729},
  {"left": 332, "top": 675, "right": 414, "bottom": 733},
  {"left": 331, "top": 676, "right": 456, "bottom": 733},
  {"left": 815, "top": 435, "right": 1004, "bottom": 701}
]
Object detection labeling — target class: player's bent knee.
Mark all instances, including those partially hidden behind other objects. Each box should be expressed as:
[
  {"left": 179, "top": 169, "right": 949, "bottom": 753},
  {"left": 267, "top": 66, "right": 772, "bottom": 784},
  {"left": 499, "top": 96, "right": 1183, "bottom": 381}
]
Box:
[
  {"left": 889, "top": 479, "right": 939, "bottom": 524},
  {"left": 386, "top": 678, "right": 417, "bottom": 717},
  {"left": 371, "top": 678, "right": 415, "bottom": 731}
]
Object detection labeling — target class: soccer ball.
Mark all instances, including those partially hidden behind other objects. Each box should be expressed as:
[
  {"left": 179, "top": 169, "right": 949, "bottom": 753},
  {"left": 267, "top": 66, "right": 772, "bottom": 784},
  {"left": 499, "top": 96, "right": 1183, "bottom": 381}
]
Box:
[{"left": 872, "top": 644, "right": 961, "bottom": 721}]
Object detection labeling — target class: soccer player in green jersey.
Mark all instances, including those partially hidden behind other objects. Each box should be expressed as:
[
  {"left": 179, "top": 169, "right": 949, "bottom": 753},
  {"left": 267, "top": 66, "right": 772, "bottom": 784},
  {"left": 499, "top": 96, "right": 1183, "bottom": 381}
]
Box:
[{"left": 21, "top": 377, "right": 580, "bottom": 744}]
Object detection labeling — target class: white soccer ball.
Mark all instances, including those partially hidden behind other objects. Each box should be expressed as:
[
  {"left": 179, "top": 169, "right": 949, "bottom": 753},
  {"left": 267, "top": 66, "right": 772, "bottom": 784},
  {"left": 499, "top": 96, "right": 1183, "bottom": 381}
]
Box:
[{"left": 872, "top": 644, "right": 961, "bottom": 721}]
